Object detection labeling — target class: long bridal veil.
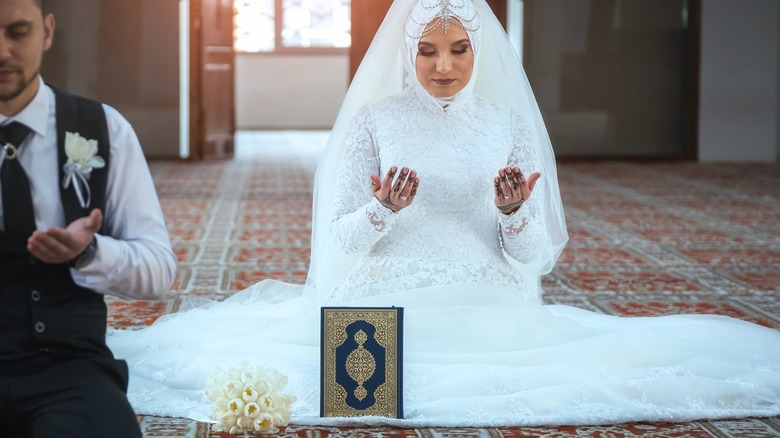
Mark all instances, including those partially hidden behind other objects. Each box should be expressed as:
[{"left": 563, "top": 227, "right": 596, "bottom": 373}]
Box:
[{"left": 306, "top": 0, "right": 567, "bottom": 303}]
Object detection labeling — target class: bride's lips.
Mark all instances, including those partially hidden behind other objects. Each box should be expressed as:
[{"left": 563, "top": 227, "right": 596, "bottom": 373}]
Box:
[{"left": 432, "top": 78, "right": 456, "bottom": 85}]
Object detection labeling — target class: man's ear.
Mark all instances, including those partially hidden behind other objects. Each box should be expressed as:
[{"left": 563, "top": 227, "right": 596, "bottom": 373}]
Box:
[{"left": 43, "top": 13, "right": 55, "bottom": 51}]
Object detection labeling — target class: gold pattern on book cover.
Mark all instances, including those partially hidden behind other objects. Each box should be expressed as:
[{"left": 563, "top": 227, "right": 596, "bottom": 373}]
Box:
[
  {"left": 346, "top": 329, "right": 376, "bottom": 401},
  {"left": 323, "top": 309, "right": 400, "bottom": 417}
]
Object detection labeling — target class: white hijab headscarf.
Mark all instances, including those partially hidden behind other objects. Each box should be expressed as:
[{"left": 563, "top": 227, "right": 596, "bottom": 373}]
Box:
[{"left": 304, "top": 0, "right": 568, "bottom": 302}]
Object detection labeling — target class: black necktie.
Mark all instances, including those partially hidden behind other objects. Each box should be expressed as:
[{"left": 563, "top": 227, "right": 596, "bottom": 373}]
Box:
[{"left": 0, "top": 122, "right": 34, "bottom": 241}]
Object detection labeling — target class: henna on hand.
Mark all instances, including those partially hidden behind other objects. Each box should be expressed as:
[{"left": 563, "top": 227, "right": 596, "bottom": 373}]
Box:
[
  {"left": 379, "top": 196, "right": 402, "bottom": 213},
  {"left": 375, "top": 167, "right": 417, "bottom": 214},
  {"left": 498, "top": 200, "right": 524, "bottom": 216}
]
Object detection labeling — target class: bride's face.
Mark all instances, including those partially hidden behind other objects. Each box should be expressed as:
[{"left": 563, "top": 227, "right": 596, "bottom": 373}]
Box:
[{"left": 415, "top": 20, "right": 474, "bottom": 98}]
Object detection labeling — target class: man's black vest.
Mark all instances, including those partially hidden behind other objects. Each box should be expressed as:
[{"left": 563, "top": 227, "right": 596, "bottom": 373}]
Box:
[{"left": 0, "top": 87, "right": 111, "bottom": 361}]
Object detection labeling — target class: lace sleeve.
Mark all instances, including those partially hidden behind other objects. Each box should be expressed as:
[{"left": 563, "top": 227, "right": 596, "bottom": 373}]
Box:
[
  {"left": 330, "top": 108, "right": 399, "bottom": 254},
  {"left": 498, "top": 112, "right": 548, "bottom": 264}
]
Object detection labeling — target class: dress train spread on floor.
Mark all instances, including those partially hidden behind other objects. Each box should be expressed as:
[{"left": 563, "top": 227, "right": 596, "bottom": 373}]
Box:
[{"left": 108, "top": 280, "right": 780, "bottom": 426}]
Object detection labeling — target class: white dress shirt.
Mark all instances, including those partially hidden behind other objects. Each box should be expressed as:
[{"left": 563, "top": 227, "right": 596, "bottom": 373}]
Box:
[{"left": 0, "top": 77, "right": 176, "bottom": 300}]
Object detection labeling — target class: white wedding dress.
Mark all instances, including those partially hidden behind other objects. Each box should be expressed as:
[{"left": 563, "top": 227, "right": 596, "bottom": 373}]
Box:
[{"left": 108, "top": 86, "right": 780, "bottom": 427}]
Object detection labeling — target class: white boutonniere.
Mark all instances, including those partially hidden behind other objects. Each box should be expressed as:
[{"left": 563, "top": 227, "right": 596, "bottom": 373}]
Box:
[{"left": 62, "top": 131, "right": 105, "bottom": 208}]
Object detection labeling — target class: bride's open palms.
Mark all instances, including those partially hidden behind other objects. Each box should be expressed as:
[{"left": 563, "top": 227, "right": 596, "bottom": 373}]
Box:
[
  {"left": 494, "top": 166, "right": 541, "bottom": 215},
  {"left": 370, "top": 165, "right": 420, "bottom": 213}
]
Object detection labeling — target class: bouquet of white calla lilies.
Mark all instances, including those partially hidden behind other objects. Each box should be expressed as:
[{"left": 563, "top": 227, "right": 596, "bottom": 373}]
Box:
[{"left": 205, "top": 362, "right": 295, "bottom": 435}]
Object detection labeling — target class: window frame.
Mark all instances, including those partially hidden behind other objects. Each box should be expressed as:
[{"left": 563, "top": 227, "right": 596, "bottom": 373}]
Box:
[{"left": 235, "top": 0, "right": 349, "bottom": 56}]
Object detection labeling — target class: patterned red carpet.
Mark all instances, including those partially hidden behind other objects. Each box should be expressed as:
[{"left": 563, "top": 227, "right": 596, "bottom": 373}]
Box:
[{"left": 114, "top": 144, "right": 779, "bottom": 437}]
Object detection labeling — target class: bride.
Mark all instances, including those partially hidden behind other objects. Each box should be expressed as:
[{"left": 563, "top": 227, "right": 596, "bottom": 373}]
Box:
[{"left": 108, "top": 0, "right": 780, "bottom": 427}]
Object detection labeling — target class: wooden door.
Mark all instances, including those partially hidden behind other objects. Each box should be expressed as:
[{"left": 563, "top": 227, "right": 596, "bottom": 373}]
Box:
[
  {"left": 190, "top": 0, "right": 235, "bottom": 159},
  {"left": 349, "top": 0, "right": 393, "bottom": 82},
  {"left": 349, "top": 0, "right": 508, "bottom": 82},
  {"left": 486, "top": 0, "right": 507, "bottom": 29}
]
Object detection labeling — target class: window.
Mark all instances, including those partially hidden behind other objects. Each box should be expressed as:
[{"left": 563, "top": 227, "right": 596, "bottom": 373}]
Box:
[{"left": 235, "top": 0, "right": 351, "bottom": 53}]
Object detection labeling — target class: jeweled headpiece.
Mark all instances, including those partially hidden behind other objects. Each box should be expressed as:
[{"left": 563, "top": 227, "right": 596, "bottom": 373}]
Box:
[{"left": 405, "top": 0, "right": 481, "bottom": 39}]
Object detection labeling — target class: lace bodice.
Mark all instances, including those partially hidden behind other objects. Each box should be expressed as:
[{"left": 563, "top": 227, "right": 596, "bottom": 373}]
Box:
[{"left": 327, "top": 88, "right": 548, "bottom": 303}]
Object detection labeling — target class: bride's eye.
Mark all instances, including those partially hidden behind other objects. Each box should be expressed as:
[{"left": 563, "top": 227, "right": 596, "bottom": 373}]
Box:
[
  {"left": 418, "top": 50, "right": 436, "bottom": 57},
  {"left": 452, "top": 46, "right": 469, "bottom": 55}
]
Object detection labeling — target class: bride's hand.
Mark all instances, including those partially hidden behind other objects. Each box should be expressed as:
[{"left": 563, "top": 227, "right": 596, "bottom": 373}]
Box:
[
  {"left": 370, "top": 166, "right": 419, "bottom": 213},
  {"left": 494, "top": 166, "right": 541, "bottom": 215}
]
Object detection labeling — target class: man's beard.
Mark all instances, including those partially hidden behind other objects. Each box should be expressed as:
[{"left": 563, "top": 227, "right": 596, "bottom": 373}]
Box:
[{"left": 0, "top": 65, "right": 39, "bottom": 103}]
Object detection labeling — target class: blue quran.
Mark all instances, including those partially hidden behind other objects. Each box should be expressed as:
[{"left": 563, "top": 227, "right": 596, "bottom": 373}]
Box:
[{"left": 320, "top": 307, "right": 403, "bottom": 418}]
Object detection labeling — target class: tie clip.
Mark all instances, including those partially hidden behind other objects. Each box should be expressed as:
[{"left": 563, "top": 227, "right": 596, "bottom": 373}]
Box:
[{"left": 2, "top": 143, "right": 17, "bottom": 160}]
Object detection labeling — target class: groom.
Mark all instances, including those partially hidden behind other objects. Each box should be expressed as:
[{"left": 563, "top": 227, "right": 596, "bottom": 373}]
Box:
[{"left": 0, "top": 0, "right": 176, "bottom": 436}]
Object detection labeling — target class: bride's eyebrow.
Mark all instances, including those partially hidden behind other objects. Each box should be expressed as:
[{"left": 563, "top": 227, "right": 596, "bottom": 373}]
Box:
[{"left": 451, "top": 39, "right": 470, "bottom": 46}]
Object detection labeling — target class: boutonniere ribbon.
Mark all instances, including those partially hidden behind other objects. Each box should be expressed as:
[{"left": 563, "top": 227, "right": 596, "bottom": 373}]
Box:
[{"left": 62, "top": 131, "right": 105, "bottom": 209}]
